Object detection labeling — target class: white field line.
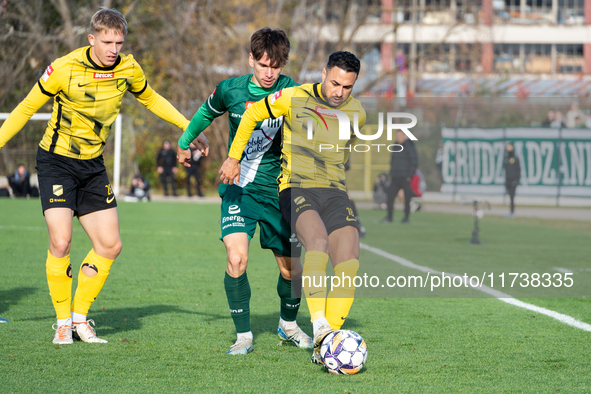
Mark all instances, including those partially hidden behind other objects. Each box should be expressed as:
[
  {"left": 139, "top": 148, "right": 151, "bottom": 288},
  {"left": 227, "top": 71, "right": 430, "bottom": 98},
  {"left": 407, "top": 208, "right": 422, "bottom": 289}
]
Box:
[{"left": 360, "top": 242, "right": 591, "bottom": 332}]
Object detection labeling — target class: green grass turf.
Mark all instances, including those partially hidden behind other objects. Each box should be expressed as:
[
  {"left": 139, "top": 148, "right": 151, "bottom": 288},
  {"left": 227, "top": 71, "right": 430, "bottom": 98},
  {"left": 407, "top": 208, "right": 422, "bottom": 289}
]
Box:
[{"left": 1, "top": 199, "right": 590, "bottom": 393}]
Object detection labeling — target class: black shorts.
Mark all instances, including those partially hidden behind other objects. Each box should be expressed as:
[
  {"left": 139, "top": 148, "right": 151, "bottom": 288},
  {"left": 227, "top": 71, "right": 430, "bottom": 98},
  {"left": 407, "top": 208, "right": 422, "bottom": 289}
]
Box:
[
  {"left": 279, "top": 187, "right": 359, "bottom": 235},
  {"left": 36, "top": 147, "right": 117, "bottom": 216}
]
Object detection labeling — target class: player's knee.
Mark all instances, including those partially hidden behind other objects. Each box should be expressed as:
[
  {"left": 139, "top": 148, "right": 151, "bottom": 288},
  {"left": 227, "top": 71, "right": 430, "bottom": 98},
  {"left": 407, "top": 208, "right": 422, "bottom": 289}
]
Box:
[
  {"left": 98, "top": 238, "right": 122, "bottom": 259},
  {"left": 111, "top": 239, "right": 123, "bottom": 257},
  {"left": 50, "top": 239, "right": 71, "bottom": 258},
  {"left": 227, "top": 250, "right": 248, "bottom": 271},
  {"left": 307, "top": 237, "right": 328, "bottom": 253}
]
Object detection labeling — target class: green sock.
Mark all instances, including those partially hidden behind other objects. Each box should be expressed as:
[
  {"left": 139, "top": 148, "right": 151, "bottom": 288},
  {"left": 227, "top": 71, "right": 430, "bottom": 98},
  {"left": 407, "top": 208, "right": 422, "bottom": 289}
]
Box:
[
  {"left": 277, "top": 274, "right": 300, "bottom": 322},
  {"left": 224, "top": 271, "right": 251, "bottom": 333}
]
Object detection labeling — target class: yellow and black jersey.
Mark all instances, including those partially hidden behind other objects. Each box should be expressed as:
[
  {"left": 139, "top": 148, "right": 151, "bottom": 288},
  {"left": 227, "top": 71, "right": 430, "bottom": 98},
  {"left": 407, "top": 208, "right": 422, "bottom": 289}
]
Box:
[
  {"left": 0, "top": 46, "right": 189, "bottom": 159},
  {"left": 229, "top": 83, "right": 366, "bottom": 192}
]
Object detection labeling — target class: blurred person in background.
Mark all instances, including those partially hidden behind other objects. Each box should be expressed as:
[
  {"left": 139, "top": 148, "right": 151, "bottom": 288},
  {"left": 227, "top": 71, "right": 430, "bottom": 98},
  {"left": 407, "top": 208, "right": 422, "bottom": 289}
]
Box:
[
  {"left": 550, "top": 111, "right": 564, "bottom": 128},
  {"left": 504, "top": 143, "right": 521, "bottom": 218},
  {"left": 383, "top": 130, "right": 418, "bottom": 224},
  {"left": 8, "top": 164, "right": 31, "bottom": 197},
  {"left": 126, "top": 174, "right": 150, "bottom": 202},
  {"left": 186, "top": 147, "right": 203, "bottom": 197},
  {"left": 541, "top": 110, "right": 554, "bottom": 127},
  {"left": 157, "top": 141, "right": 178, "bottom": 196}
]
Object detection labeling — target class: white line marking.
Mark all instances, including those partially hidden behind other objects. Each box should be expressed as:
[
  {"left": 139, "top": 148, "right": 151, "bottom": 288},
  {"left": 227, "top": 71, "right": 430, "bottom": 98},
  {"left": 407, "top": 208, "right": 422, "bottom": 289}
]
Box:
[
  {"left": 554, "top": 267, "right": 574, "bottom": 273},
  {"left": 360, "top": 242, "right": 591, "bottom": 332}
]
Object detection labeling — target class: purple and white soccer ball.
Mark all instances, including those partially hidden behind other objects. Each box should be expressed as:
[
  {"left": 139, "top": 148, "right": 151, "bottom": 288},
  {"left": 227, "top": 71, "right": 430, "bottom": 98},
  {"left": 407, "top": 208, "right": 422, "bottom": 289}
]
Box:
[{"left": 320, "top": 330, "right": 367, "bottom": 375}]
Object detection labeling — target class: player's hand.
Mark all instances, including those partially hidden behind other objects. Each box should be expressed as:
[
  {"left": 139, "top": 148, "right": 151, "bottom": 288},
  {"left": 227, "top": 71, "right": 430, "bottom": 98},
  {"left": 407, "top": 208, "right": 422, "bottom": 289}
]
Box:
[
  {"left": 219, "top": 157, "right": 240, "bottom": 185},
  {"left": 157, "top": 166, "right": 164, "bottom": 174},
  {"left": 190, "top": 133, "right": 209, "bottom": 157},
  {"left": 177, "top": 146, "right": 192, "bottom": 167}
]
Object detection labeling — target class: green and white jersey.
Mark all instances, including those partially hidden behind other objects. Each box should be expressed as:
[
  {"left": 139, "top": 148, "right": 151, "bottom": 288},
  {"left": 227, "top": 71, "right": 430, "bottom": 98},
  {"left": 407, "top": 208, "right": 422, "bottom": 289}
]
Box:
[{"left": 205, "top": 74, "right": 297, "bottom": 198}]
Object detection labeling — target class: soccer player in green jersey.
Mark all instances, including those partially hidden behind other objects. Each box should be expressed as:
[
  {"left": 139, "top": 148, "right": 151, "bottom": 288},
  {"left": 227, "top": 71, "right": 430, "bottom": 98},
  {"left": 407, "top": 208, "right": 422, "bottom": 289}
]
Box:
[
  {"left": 0, "top": 9, "right": 208, "bottom": 344},
  {"left": 177, "top": 28, "right": 312, "bottom": 355}
]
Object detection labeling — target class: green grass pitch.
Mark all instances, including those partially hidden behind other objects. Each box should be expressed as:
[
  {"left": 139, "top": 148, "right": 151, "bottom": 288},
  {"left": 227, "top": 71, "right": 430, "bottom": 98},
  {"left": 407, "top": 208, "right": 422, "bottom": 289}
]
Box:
[{"left": 1, "top": 199, "right": 590, "bottom": 393}]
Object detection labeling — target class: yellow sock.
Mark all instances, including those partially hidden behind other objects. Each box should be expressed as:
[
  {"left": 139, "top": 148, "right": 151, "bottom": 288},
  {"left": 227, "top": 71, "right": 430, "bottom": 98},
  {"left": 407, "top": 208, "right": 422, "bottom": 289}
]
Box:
[
  {"left": 46, "top": 251, "right": 73, "bottom": 320},
  {"left": 302, "top": 250, "right": 329, "bottom": 322},
  {"left": 71, "top": 249, "right": 113, "bottom": 316},
  {"left": 326, "top": 259, "right": 359, "bottom": 330}
]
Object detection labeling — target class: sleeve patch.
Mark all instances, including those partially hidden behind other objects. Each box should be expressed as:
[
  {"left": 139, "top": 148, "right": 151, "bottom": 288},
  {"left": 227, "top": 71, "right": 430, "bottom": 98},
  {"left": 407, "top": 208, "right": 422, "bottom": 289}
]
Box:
[
  {"left": 269, "top": 90, "right": 282, "bottom": 105},
  {"left": 41, "top": 65, "right": 54, "bottom": 82}
]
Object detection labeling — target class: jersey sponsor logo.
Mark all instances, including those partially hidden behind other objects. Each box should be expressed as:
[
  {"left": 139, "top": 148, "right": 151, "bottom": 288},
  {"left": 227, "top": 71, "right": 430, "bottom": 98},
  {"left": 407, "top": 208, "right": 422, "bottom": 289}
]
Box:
[
  {"left": 93, "top": 72, "right": 115, "bottom": 79},
  {"left": 41, "top": 65, "right": 54, "bottom": 82},
  {"left": 53, "top": 185, "right": 63, "bottom": 196},
  {"left": 269, "top": 90, "right": 282, "bottom": 105},
  {"left": 245, "top": 101, "right": 255, "bottom": 110},
  {"left": 228, "top": 205, "right": 241, "bottom": 214}
]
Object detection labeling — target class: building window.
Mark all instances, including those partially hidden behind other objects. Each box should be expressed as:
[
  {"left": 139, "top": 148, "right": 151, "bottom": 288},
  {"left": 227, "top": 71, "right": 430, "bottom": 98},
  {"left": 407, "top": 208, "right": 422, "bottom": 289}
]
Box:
[{"left": 556, "top": 44, "right": 584, "bottom": 73}]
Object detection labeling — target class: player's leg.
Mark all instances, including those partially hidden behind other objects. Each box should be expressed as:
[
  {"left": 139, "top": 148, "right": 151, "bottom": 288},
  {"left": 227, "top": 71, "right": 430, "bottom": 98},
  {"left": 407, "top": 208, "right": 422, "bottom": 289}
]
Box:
[
  {"left": 326, "top": 226, "right": 360, "bottom": 330},
  {"left": 36, "top": 147, "right": 81, "bottom": 344},
  {"left": 223, "top": 232, "right": 254, "bottom": 354},
  {"left": 44, "top": 207, "right": 75, "bottom": 344},
  {"left": 322, "top": 191, "right": 361, "bottom": 330},
  {"left": 72, "top": 207, "right": 121, "bottom": 343},
  {"left": 274, "top": 254, "right": 312, "bottom": 348},
  {"left": 258, "top": 200, "right": 312, "bottom": 348}
]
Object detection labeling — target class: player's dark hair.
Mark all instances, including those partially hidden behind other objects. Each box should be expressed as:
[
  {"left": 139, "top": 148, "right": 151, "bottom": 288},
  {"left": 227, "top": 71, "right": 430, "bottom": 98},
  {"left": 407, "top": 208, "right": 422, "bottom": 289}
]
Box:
[
  {"left": 250, "top": 28, "right": 290, "bottom": 68},
  {"left": 326, "top": 51, "right": 361, "bottom": 75},
  {"left": 91, "top": 8, "right": 128, "bottom": 35}
]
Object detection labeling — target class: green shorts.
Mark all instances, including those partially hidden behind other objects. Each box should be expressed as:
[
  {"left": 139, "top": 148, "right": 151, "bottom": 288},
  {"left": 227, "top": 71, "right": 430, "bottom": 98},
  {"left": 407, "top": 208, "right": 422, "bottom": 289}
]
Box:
[{"left": 220, "top": 185, "right": 301, "bottom": 257}]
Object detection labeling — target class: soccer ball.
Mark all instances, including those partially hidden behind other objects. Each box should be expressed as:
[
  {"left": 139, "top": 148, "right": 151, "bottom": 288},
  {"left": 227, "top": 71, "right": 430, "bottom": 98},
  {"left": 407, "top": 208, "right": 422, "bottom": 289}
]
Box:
[{"left": 320, "top": 330, "right": 367, "bottom": 375}]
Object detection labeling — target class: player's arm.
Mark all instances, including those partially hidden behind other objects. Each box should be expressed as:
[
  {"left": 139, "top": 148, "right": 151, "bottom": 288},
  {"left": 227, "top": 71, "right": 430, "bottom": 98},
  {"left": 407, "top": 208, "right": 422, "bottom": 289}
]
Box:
[
  {"left": 219, "top": 89, "right": 291, "bottom": 185},
  {"left": 0, "top": 83, "right": 52, "bottom": 149},
  {"left": 177, "top": 85, "right": 226, "bottom": 166}
]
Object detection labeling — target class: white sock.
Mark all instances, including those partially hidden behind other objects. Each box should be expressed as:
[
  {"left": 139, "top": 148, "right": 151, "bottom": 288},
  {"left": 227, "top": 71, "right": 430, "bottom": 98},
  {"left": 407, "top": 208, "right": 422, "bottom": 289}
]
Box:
[
  {"left": 237, "top": 331, "right": 253, "bottom": 341},
  {"left": 57, "top": 317, "right": 72, "bottom": 327},
  {"left": 312, "top": 317, "right": 330, "bottom": 336},
  {"left": 280, "top": 317, "right": 297, "bottom": 331},
  {"left": 71, "top": 312, "right": 86, "bottom": 324}
]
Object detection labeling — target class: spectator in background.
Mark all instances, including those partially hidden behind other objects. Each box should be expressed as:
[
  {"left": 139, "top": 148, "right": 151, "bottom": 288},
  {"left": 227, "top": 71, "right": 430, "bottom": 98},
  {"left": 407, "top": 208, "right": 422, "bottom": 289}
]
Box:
[
  {"left": 126, "top": 174, "right": 150, "bottom": 202},
  {"left": 186, "top": 147, "right": 204, "bottom": 197},
  {"left": 373, "top": 173, "right": 389, "bottom": 210},
  {"left": 8, "top": 164, "right": 30, "bottom": 197},
  {"left": 541, "top": 110, "right": 555, "bottom": 127},
  {"left": 383, "top": 130, "right": 418, "bottom": 224},
  {"left": 504, "top": 143, "right": 521, "bottom": 218},
  {"left": 157, "top": 141, "right": 178, "bottom": 196},
  {"left": 566, "top": 103, "right": 583, "bottom": 129},
  {"left": 550, "top": 111, "right": 564, "bottom": 128}
]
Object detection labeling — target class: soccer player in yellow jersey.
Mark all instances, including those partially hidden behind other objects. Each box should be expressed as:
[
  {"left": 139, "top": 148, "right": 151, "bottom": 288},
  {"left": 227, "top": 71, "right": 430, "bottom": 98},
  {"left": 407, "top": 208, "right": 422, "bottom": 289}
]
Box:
[
  {"left": 0, "top": 9, "right": 208, "bottom": 344},
  {"left": 220, "top": 51, "right": 366, "bottom": 364}
]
